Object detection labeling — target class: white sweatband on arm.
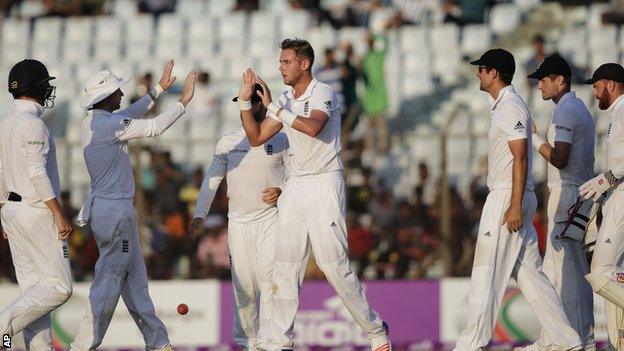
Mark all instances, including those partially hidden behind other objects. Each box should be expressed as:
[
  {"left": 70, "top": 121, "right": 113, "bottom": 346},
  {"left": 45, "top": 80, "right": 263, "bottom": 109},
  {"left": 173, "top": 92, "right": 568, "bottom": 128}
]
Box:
[
  {"left": 277, "top": 108, "right": 297, "bottom": 127},
  {"left": 267, "top": 102, "right": 280, "bottom": 116},
  {"left": 148, "top": 84, "right": 165, "bottom": 102},
  {"left": 267, "top": 109, "right": 280, "bottom": 121},
  {"left": 238, "top": 99, "right": 252, "bottom": 111},
  {"left": 532, "top": 134, "right": 546, "bottom": 151}
]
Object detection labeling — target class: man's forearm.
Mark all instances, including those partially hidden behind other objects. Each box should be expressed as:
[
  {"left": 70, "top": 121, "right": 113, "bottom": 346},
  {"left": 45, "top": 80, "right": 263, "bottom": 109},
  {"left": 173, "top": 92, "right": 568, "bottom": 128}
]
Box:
[
  {"left": 510, "top": 156, "right": 527, "bottom": 207},
  {"left": 240, "top": 110, "right": 261, "bottom": 143}
]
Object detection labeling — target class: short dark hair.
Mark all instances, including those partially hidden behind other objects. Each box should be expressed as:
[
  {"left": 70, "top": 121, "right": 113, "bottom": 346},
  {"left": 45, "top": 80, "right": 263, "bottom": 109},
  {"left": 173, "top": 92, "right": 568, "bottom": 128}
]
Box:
[
  {"left": 533, "top": 34, "right": 544, "bottom": 44},
  {"left": 280, "top": 38, "right": 315, "bottom": 69},
  {"left": 499, "top": 71, "right": 513, "bottom": 84}
]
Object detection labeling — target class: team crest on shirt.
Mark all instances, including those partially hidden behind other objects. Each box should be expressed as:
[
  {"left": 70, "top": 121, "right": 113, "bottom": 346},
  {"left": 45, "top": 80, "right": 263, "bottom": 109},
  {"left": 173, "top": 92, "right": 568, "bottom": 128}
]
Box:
[
  {"left": 122, "top": 118, "right": 131, "bottom": 128},
  {"left": 266, "top": 144, "right": 274, "bottom": 155},
  {"left": 323, "top": 100, "right": 332, "bottom": 110},
  {"left": 513, "top": 121, "right": 525, "bottom": 131}
]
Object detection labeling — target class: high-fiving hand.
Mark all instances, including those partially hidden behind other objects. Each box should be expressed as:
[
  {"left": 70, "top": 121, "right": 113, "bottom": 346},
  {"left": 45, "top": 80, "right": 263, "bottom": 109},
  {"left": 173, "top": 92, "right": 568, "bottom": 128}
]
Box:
[
  {"left": 255, "top": 75, "right": 273, "bottom": 108},
  {"left": 159, "top": 59, "right": 177, "bottom": 91},
  {"left": 178, "top": 70, "right": 198, "bottom": 107},
  {"left": 239, "top": 68, "right": 256, "bottom": 102}
]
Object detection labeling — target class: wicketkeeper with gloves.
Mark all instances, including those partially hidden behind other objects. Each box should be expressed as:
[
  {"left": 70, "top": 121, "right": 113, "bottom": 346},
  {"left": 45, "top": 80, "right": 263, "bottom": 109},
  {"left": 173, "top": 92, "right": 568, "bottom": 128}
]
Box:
[{"left": 580, "top": 63, "right": 624, "bottom": 350}]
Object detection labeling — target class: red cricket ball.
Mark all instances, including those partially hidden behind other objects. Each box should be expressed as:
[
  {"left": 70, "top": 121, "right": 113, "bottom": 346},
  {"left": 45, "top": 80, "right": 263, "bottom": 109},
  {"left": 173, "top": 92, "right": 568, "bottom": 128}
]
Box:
[{"left": 177, "top": 303, "right": 189, "bottom": 315}]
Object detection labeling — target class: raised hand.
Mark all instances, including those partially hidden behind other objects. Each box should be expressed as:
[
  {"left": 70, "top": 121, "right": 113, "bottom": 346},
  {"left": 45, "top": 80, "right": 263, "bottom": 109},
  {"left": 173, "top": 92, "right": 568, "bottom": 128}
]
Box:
[
  {"left": 255, "top": 75, "right": 273, "bottom": 107},
  {"left": 178, "top": 69, "right": 198, "bottom": 107},
  {"left": 238, "top": 68, "right": 256, "bottom": 102},
  {"left": 159, "top": 58, "right": 177, "bottom": 91}
]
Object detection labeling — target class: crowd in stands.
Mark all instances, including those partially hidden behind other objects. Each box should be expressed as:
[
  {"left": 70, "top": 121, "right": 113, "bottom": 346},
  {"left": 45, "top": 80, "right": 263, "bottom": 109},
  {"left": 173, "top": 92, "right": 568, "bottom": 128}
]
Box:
[{"left": 0, "top": 0, "right": 589, "bottom": 284}]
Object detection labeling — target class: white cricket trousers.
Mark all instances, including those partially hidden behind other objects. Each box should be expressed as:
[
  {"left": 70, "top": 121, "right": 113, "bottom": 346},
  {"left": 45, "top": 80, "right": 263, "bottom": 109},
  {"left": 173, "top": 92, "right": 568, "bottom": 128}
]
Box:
[
  {"left": 267, "top": 172, "right": 385, "bottom": 349},
  {"left": 228, "top": 215, "right": 277, "bottom": 349},
  {"left": 587, "top": 190, "right": 624, "bottom": 349},
  {"left": 0, "top": 201, "right": 72, "bottom": 351},
  {"left": 537, "top": 185, "right": 594, "bottom": 349},
  {"left": 70, "top": 198, "right": 169, "bottom": 351},
  {"left": 453, "top": 189, "right": 581, "bottom": 351}
]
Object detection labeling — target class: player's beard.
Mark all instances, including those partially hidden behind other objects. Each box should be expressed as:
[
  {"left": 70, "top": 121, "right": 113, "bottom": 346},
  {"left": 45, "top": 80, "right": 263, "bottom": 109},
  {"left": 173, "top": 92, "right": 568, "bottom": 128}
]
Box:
[{"left": 598, "top": 88, "right": 611, "bottom": 110}]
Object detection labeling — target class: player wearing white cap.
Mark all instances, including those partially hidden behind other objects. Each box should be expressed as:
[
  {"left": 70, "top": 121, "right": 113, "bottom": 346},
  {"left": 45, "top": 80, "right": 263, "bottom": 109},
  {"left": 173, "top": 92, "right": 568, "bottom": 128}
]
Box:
[
  {"left": 190, "top": 84, "right": 291, "bottom": 350},
  {"left": 580, "top": 63, "right": 624, "bottom": 350},
  {"left": 69, "top": 60, "right": 197, "bottom": 351},
  {"left": 0, "top": 59, "right": 73, "bottom": 351},
  {"left": 527, "top": 54, "right": 596, "bottom": 351},
  {"left": 236, "top": 38, "right": 390, "bottom": 351},
  {"left": 454, "top": 49, "right": 582, "bottom": 351}
]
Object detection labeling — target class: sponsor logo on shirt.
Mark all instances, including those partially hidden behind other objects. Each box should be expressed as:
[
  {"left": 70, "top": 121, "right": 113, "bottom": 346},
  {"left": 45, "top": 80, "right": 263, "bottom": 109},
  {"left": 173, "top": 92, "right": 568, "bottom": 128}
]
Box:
[
  {"left": 323, "top": 100, "right": 332, "bottom": 110},
  {"left": 555, "top": 125, "right": 572, "bottom": 132},
  {"left": 229, "top": 149, "right": 249, "bottom": 154},
  {"left": 26, "top": 140, "right": 45, "bottom": 146},
  {"left": 513, "top": 121, "right": 525, "bottom": 131},
  {"left": 607, "top": 123, "right": 612, "bottom": 138},
  {"left": 122, "top": 118, "right": 132, "bottom": 128},
  {"left": 304, "top": 101, "right": 309, "bottom": 115}
]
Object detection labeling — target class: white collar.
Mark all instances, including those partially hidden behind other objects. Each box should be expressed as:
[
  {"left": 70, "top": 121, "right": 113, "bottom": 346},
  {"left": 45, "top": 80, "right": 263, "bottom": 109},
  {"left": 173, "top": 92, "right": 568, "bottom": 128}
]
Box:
[
  {"left": 607, "top": 93, "right": 624, "bottom": 116},
  {"left": 13, "top": 99, "right": 45, "bottom": 117},
  {"left": 286, "top": 78, "right": 319, "bottom": 101},
  {"left": 489, "top": 85, "right": 515, "bottom": 110}
]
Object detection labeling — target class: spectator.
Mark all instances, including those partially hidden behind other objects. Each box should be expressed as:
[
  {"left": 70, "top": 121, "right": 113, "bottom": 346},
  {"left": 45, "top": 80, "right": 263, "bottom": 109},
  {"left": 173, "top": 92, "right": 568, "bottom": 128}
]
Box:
[
  {"left": 234, "top": 0, "right": 259, "bottom": 12},
  {"left": 524, "top": 35, "right": 548, "bottom": 89},
  {"left": 138, "top": 0, "right": 176, "bottom": 16},
  {"left": 602, "top": 0, "right": 624, "bottom": 24},
  {"left": 314, "top": 48, "right": 344, "bottom": 109},
  {"left": 362, "top": 33, "right": 389, "bottom": 154},
  {"left": 340, "top": 42, "right": 360, "bottom": 135}
]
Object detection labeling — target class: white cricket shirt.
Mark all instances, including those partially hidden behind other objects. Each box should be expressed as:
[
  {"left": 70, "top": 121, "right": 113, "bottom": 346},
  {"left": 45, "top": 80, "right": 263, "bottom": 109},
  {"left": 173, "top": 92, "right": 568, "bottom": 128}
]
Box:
[
  {"left": 0, "top": 100, "right": 60, "bottom": 207},
  {"left": 606, "top": 94, "right": 624, "bottom": 192},
  {"left": 545, "top": 91, "right": 595, "bottom": 188},
  {"left": 275, "top": 78, "right": 343, "bottom": 177},
  {"left": 193, "top": 128, "right": 290, "bottom": 224},
  {"left": 487, "top": 85, "right": 535, "bottom": 191},
  {"left": 82, "top": 95, "right": 185, "bottom": 199}
]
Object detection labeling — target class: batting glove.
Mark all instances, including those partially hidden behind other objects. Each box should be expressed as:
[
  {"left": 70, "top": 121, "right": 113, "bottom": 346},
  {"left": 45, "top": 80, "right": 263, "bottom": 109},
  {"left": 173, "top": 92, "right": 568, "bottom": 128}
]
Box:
[{"left": 580, "top": 170, "right": 618, "bottom": 201}]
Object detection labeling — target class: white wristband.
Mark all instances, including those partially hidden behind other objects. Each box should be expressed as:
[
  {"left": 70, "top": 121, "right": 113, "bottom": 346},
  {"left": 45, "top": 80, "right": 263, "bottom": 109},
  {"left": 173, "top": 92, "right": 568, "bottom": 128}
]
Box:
[
  {"left": 267, "top": 109, "right": 280, "bottom": 121},
  {"left": 277, "top": 108, "right": 297, "bottom": 127},
  {"left": 148, "top": 85, "right": 165, "bottom": 102},
  {"left": 532, "top": 134, "right": 546, "bottom": 151},
  {"left": 267, "top": 102, "right": 280, "bottom": 116},
  {"left": 238, "top": 99, "right": 252, "bottom": 111}
]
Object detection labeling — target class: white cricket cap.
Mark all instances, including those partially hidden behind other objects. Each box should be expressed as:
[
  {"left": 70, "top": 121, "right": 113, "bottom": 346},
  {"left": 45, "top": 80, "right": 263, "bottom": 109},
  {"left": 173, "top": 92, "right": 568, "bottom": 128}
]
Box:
[{"left": 81, "top": 69, "right": 131, "bottom": 109}]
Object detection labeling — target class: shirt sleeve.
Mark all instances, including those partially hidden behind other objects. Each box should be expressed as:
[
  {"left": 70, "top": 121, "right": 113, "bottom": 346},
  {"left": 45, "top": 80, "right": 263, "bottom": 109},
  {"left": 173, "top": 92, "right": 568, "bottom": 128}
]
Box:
[
  {"left": 22, "top": 119, "right": 56, "bottom": 202},
  {"left": 115, "top": 94, "right": 156, "bottom": 119},
  {"left": 0, "top": 151, "right": 7, "bottom": 204},
  {"left": 551, "top": 107, "right": 577, "bottom": 144},
  {"left": 495, "top": 101, "right": 529, "bottom": 141},
  {"left": 310, "top": 84, "right": 339, "bottom": 117},
  {"left": 610, "top": 112, "right": 624, "bottom": 179},
  {"left": 193, "top": 140, "right": 228, "bottom": 219},
  {"left": 113, "top": 102, "right": 185, "bottom": 141}
]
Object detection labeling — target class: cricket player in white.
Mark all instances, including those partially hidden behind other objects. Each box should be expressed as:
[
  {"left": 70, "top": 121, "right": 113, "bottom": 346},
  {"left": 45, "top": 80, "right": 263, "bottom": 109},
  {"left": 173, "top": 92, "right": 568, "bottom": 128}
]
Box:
[
  {"left": 70, "top": 60, "right": 197, "bottom": 351},
  {"left": 580, "top": 63, "right": 624, "bottom": 350},
  {"left": 454, "top": 49, "right": 582, "bottom": 351},
  {"left": 0, "top": 59, "right": 73, "bottom": 351},
  {"left": 190, "top": 84, "right": 290, "bottom": 350},
  {"left": 237, "top": 39, "right": 390, "bottom": 351},
  {"left": 527, "top": 54, "right": 596, "bottom": 350}
]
